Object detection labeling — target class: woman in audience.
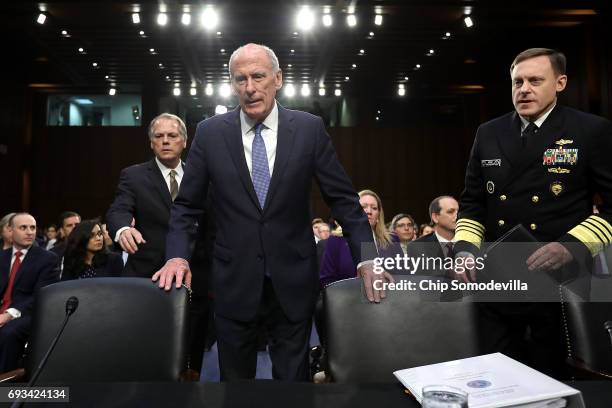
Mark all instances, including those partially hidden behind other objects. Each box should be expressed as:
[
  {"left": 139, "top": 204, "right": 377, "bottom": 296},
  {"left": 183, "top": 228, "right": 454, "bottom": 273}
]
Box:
[
  {"left": 418, "top": 223, "right": 434, "bottom": 238},
  {"left": 61, "top": 219, "right": 123, "bottom": 280},
  {"left": 390, "top": 213, "right": 417, "bottom": 255},
  {"left": 319, "top": 189, "right": 400, "bottom": 287},
  {"left": 0, "top": 212, "right": 16, "bottom": 250}
]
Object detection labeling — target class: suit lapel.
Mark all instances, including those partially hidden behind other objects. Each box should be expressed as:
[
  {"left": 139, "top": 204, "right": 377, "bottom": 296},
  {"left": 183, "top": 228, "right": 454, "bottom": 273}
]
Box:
[
  {"left": 147, "top": 159, "right": 172, "bottom": 209},
  {"left": 497, "top": 106, "right": 565, "bottom": 192},
  {"left": 223, "top": 108, "right": 261, "bottom": 212},
  {"left": 265, "top": 106, "right": 295, "bottom": 214}
]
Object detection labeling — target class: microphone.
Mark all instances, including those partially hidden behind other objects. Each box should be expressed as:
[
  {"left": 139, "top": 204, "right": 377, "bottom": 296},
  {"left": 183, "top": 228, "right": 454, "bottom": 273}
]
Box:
[
  {"left": 605, "top": 321, "right": 612, "bottom": 349},
  {"left": 65, "top": 296, "right": 78, "bottom": 316},
  {"left": 10, "top": 297, "right": 79, "bottom": 408}
]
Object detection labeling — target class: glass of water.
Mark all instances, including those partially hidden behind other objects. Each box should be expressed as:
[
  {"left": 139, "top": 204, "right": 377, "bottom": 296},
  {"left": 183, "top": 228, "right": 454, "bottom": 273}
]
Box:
[{"left": 421, "top": 385, "right": 468, "bottom": 408}]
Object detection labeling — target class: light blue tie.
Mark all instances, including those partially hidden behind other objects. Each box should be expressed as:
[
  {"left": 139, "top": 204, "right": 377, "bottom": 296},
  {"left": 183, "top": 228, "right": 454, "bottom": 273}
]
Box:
[{"left": 251, "top": 123, "right": 270, "bottom": 208}]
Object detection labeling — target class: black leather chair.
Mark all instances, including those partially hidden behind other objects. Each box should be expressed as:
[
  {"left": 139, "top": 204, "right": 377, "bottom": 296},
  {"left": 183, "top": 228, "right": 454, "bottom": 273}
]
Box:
[
  {"left": 22, "top": 277, "right": 189, "bottom": 382},
  {"left": 323, "top": 276, "right": 478, "bottom": 383},
  {"left": 560, "top": 277, "right": 612, "bottom": 379}
]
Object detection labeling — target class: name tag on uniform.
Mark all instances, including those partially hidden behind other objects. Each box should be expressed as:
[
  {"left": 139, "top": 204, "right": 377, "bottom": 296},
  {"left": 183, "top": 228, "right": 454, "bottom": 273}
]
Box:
[{"left": 481, "top": 159, "right": 501, "bottom": 167}]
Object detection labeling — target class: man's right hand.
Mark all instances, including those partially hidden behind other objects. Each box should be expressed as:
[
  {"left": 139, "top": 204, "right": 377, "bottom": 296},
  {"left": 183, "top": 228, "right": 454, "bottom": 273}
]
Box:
[
  {"left": 152, "top": 258, "right": 192, "bottom": 291},
  {"left": 452, "top": 252, "right": 477, "bottom": 283},
  {"left": 119, "top": 227, "right": 146, "bottom": 254}
]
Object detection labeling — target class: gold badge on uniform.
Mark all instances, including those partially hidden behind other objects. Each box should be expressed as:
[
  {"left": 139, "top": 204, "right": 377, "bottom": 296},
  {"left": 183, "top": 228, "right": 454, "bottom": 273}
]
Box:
[
  {"left": 555, "top": 139, "right": 573, "bottom": 146},
  {"left": 486, "top": 181, "right": 495, "bottom": 194},
  {"left": 550, "top": 181, "right": 563, "bottom": 196},
  {"left": 548, "top": 167, "right": 571, "bottom": 174}
]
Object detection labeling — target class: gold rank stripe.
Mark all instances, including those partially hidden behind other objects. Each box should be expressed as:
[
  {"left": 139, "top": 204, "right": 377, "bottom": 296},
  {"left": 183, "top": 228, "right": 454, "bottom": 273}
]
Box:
[
  {"left": 584, "top": 216, "right": 612, "bottom": 243},
  {"left": 455, "top": 218, "right": 485, "bottom": 248},
  {"left": 568, "top": 216, "right": 612, "bottom": 256}
]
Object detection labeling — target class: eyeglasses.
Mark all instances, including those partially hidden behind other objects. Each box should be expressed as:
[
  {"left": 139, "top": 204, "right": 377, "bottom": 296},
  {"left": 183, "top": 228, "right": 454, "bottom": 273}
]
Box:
[{"left": 395, "top": 223, "right": 414, "bottom": 229}]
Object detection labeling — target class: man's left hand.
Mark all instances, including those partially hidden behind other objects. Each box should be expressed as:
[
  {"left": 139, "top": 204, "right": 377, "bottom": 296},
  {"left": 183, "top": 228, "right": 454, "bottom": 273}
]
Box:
[{"left": 527, "top": 242, "right": 573, "bottom": 272}]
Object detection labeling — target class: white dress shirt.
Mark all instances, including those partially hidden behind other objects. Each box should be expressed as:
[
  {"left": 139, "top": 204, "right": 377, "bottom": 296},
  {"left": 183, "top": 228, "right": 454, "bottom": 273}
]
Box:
[
  {"left": 4, "top": 246, "right": 30, "bottom": 319},
  {"left": 240, "top": 101, "right": 279, "bottom": 178},
  {"left": 519, "top": 102, "right": 556, "bottom": 132}
]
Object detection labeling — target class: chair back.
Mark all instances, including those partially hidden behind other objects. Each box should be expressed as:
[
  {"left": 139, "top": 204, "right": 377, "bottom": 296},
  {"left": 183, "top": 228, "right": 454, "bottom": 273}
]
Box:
[
  {"left": 323, "top": 276, "right": 478, "bottom": 383},
  {"left": 26, "top": 278, "right": 189, "bottom": 382},
  {"left": 560, "top": 277, "right": 612, "bottom": 378}
]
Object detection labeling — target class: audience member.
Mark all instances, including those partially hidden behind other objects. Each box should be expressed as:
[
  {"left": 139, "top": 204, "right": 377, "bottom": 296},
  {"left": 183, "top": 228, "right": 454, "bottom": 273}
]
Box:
[
  {"left": 406, "top": 196, "right": 459, "bottom": 277},
  {"left": 418, "top": 223, "right": 434, "bottom": 237},
  {"left": 0, "top": 213, "right": 16, "bottom": 250},
  {"left": 389, "top": 213, "right": 417, "bottom": 255},
  {"left": 50, "top": 211, "right": 81, "bottom": 259},
  {"left": 319, "top": 189, "right": 399, "bottom": 287},
  {"left": 44, "top": 224, "right": 58, "bottom": 250},
  {"left": 61, "top": 219, "right": 123, "bottom": 280},
  {"left": 0, "top": 213, "right": 58, "bottom": 372}
]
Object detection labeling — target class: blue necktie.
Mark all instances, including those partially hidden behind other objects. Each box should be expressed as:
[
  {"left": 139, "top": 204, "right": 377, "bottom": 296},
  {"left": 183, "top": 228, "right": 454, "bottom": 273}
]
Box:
[{"left": 252, "top": 123, "right": 270, "bottom": 208}]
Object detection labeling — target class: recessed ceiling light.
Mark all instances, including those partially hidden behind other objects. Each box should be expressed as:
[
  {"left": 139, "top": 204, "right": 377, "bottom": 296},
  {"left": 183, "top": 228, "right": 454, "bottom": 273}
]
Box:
[
  {"left": 347, "top": 14, "right": 357, "bottom": 27},
  {"left": 132, "top": 13, "right": 140, "bottom": 24},
  {"left": 92, "top": 62, "right": 98, "bottom": 67},
  {"left": 351, "top": 64, "right": 357, "bottom": 68},
  {"left": 105, "top": 75, "right": 109, "bottom": 79},
  {"left": 374, "top": 14, "right": 383, "bottom": 26},
  {"left": 78, "top": 47, "right": 85, "bottom": 53},
  {"left": 369, "top": 31, "right": 374, "bottom": 37},
  {"left": 139, "top": 30, "right": 145, "bottom": 36},
  {"left": 181, "top": 13, "right": 191, "bottom": 26},
  {"left": 345, "top": 76, "right": 349, "bottom": 81},
  {"left": 157, "top": 13, "right": 168, "bottom": 26},
  {"left": 36, "top": 13, "right": 46, "bottom": 25},
  {"left": 109, "top": 88, "right": 116, "bottom": 96},
  {"left": 359, "top": 49, "right": 365, "bottom": 55},
  {"left": 322, "top": 14, "right": 332, "bottom": 27}
]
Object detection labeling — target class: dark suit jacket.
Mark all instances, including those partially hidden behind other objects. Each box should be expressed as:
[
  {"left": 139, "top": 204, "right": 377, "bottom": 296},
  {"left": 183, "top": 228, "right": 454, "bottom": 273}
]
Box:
[
  {"left": 107, "top": 159, "right": 176, "bottom": 279},
  {"left": 166, "top": 105, "right": 373, "bottom": 322},
  {"left": 405, "top": 232, "right": 450, "bottom": 277},
  {"left": 0, "top": 246, "right": 58, "bottom": 316}
]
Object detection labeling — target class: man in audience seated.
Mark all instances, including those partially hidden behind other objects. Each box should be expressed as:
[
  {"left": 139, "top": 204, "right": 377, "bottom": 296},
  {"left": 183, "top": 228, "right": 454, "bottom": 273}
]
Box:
[
  {"left": 106, "top": 113, "right": 213, "bottom": 379},
  {"left": 50, "top": 211, "right": 81, "bottom": 259},
  {"left": 406, "top": 196, "right": 458, "bottom": 277},
  {"left": 0, "top": 213, "right": 58, "bottom": 372}
]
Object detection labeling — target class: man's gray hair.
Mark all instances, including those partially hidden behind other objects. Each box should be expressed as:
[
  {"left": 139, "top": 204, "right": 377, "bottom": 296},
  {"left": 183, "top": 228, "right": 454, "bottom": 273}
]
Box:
[
  {"left": 228, "top": 44, "right": 280, "bottom": 78},
  {"left": 148, "top": 113, "right": 188, "bottom": 141}
]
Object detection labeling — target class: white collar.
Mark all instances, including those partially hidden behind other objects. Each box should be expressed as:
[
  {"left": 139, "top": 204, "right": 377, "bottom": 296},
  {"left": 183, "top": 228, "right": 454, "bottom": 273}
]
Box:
[
  {"left": 155, "top": 157, "right": 183, "bottom": 177},
  {"left": 435, "top": 231, "right": 453, "bottom": 244},
  {"left": 12, "top": 246, "right": 30, "bottom": 257},
  {"left": 519, "top": 102, "right": 556, "bottom": 130},
  {"left": 240, "top": 101, "right": 279, "bottom": 135}
]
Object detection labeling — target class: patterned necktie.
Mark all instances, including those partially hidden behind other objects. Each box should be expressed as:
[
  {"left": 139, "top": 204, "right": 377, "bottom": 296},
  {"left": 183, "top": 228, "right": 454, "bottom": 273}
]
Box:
[
  {"left": 251, "top": 123, "right": 271, "bottom": 208},
  {"left": 1, "top": 250, "right": 22, "bottom": 313},
  {"left": 169, "top": 170, "right": 178, "bottom": 201}
]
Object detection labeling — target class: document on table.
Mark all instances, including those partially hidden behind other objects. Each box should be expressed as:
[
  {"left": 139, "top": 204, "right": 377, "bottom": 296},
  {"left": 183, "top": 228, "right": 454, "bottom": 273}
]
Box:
[{"left": 393, "top": 353, "right": 583, "bottom": 408}]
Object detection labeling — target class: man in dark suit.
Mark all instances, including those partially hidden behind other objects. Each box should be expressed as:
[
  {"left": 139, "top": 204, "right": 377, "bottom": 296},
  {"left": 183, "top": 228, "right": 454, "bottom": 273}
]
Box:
[
  {"left": 50, "top": 211, "right": 81, "bottom": 261},
  {"left": 0, "top": 213, "right": 58, "bottom": 372},
  {"left": 454, "top": 48, "right": 612, "bottom": 377},
  {"left": 153, "top": 43, "right": 389, "bottom": 381},
  {"left": 106, "top": 113, "right": 213, "bottom": 378},
  {"left": 407, "top": 196, "right": 459, "bottom": 277}
]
